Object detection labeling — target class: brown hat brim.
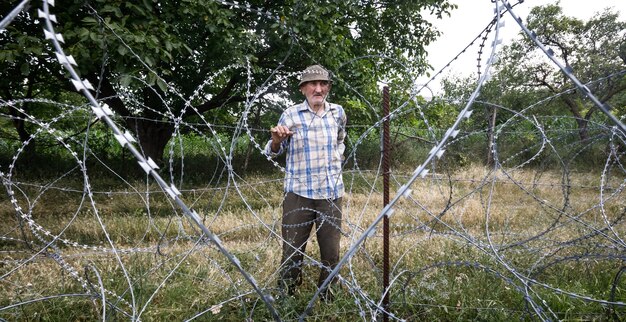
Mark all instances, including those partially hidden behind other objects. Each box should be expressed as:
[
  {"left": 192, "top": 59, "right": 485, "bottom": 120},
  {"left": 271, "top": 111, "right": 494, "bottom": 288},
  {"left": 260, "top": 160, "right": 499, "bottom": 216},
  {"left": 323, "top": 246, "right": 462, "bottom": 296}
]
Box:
[{"left": 299, "top": 65, "right": 331, "bottom": 86}]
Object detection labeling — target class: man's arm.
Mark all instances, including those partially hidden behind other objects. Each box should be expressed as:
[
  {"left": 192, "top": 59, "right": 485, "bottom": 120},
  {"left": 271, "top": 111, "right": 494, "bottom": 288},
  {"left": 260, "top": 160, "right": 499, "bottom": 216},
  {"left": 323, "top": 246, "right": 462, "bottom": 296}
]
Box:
[
  {"left": 270, "top": 125, "right": 293, "bottom": 153},
  {"left": 264, "top": 124, "right": 292, "bottom": 157}
]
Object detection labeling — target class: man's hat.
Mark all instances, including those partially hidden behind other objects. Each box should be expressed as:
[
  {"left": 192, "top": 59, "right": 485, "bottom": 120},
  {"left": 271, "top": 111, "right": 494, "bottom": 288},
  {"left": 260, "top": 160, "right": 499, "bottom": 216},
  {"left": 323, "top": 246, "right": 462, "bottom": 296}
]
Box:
[{"left": 299, "top": 65, "right": 332, "bottom": 86}]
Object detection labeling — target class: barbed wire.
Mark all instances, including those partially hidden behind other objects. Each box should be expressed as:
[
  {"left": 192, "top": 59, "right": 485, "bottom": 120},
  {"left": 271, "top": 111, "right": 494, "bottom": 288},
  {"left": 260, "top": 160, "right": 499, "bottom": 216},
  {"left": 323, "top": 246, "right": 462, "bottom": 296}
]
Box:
[{"left": 1, "top": 0, "right": 626, "bottom": 321}]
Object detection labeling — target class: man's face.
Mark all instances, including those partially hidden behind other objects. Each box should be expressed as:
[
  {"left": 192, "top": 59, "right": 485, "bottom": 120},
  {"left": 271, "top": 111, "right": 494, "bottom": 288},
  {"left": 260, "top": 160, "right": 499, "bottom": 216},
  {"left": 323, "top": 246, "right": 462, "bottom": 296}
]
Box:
[{"left": 300, "top": 80, "right": 330, "bottom": 108}]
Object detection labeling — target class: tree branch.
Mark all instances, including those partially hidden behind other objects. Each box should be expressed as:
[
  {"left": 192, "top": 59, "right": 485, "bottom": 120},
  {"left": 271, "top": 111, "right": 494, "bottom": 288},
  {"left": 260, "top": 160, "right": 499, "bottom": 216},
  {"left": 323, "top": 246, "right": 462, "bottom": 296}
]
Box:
[{"left": 192, "top": 72, "right": 245, "bottom": 115}]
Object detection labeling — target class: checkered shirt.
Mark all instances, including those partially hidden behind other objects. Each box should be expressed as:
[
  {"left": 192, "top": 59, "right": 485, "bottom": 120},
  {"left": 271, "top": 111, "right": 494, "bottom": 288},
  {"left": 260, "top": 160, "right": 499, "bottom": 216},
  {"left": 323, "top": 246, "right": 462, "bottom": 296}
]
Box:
[{"left": 264, "top": 100, "right": 347, "bottom": 200}]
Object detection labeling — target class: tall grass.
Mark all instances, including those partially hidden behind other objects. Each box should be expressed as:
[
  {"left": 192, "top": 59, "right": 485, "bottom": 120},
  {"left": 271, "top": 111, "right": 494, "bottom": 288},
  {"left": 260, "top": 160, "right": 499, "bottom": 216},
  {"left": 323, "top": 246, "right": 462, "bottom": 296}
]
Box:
[{"left": 1, "top": 165, "right": 625, "bottom": 321}]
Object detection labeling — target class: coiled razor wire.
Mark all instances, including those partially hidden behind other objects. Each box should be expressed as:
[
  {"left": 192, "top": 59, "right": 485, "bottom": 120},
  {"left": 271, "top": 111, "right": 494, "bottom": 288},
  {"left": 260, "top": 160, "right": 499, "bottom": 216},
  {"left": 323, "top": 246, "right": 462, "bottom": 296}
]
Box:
[
  {"left": 1, "top": 0, "right": 626, "bottom": 321},
  {"left": 35, "top": 0, "right": 280, "bottom": 320}
]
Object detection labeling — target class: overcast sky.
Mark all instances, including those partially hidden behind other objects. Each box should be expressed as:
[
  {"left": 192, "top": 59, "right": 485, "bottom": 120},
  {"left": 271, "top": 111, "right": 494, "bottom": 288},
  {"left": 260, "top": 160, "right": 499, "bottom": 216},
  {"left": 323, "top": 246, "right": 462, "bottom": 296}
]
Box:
[{"left": 419, "top": 0, "right": 626, "bottom": 94}]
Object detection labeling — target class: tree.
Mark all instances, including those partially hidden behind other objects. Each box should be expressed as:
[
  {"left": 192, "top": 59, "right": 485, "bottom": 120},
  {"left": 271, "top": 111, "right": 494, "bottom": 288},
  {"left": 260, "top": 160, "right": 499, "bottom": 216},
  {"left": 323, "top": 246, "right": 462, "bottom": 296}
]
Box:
[
  {"left": 1, "top": 0, "right": 456, "bottom": 163},
  {"left": 494, "top": 3, "right": 626, "bottom": 141},
  {"left": 440, "top": 4, "right": 626, "bottom": 167}
]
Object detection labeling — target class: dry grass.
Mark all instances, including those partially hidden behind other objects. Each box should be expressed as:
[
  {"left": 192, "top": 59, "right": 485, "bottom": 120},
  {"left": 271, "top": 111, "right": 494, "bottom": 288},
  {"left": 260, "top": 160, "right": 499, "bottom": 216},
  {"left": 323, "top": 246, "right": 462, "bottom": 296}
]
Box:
[{"left": 1, "top": 165, "right": 625, "bottom": 320}]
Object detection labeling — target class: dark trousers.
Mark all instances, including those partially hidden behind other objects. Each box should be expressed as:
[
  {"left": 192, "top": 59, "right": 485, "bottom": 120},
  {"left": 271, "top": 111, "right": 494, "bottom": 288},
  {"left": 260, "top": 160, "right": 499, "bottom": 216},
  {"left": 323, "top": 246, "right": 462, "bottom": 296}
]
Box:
[{"left": 280, "top": 192, "right": 342, "bottom": 292}]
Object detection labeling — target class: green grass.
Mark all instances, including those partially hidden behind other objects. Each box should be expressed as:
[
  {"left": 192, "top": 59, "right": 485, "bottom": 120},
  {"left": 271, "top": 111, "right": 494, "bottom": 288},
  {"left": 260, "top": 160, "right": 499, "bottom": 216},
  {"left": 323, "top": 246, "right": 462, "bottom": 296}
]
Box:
[{"left": 1, "top": 166, "right": 625, "bottom": 321}]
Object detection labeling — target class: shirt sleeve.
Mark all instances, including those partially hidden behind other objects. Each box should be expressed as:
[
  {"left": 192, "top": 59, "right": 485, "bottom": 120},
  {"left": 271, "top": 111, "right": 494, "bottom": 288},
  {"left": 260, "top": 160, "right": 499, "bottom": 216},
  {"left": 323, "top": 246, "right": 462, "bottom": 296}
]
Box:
[
  {"left": 263, "top": 139, "right": 285, "bottom": 157},
  {"left": 263, "top": 110, "right": 291, "bottom": 157}
]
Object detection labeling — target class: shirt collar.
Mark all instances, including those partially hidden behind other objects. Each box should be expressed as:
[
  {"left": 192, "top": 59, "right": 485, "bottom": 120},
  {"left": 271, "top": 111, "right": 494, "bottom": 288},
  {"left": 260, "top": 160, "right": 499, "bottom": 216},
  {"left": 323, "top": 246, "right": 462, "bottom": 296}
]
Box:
[{"left": 299, "top": 100, "right": 334, "bottom": 113}]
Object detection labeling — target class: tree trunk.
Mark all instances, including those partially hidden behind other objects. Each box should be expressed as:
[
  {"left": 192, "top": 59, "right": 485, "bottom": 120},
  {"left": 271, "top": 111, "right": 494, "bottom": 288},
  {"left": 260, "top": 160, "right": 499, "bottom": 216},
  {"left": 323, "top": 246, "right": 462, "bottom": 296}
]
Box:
[
  {"left": 9, "top": 106, "right": 30, "bottom": 143},
  {"left": 561, "top": 97, "right": 590, "bottom": 142},
  {"left": 127, "top": 118, "right": 174, "bottom": 165},
  {"left": 5, "top": 85, "right": 35, "bottom": 157},
  {"left": 8, "top": 102, "right": 35, "bottom": 158},
  {"left": 575, "top": 118, "right": 589, "bottom": 141},
  {"left": 243, "top": 105, "right": 262, "bottom": 172}
]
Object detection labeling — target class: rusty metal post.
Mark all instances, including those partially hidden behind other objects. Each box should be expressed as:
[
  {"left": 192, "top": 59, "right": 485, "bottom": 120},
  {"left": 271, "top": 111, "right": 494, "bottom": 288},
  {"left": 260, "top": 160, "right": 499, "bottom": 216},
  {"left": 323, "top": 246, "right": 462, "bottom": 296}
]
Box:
[{"left": 382, "top": 86, "right": 390, "bottom": 321}]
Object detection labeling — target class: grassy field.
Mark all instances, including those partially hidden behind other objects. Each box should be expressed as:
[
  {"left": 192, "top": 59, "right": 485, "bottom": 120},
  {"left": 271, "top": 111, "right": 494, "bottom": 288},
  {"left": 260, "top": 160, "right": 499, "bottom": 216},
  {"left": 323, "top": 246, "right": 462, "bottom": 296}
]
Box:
[{"left": 1, "top": 165, "right": 625, "bottom": 321}]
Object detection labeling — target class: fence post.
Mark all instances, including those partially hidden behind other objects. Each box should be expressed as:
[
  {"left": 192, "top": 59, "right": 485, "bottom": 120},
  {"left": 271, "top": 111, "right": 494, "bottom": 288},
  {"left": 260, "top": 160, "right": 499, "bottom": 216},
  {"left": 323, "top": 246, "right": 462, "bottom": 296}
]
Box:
[{"left": 382, "top": 85, "right": 390, "bottom": 322}]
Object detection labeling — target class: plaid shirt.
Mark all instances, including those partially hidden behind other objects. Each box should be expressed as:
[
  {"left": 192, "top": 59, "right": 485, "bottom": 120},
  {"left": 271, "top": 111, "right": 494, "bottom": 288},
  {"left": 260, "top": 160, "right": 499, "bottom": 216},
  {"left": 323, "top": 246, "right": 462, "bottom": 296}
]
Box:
[{"left": 265, "top": 100, "right": 347, "bottom": 200}]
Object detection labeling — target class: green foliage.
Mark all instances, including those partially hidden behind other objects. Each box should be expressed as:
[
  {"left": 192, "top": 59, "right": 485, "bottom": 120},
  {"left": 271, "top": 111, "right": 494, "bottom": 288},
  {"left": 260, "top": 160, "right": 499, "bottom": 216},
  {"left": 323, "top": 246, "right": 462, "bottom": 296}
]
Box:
[
  {"left": 1, "top": 0, "right": 455, "bottom": 162},
  {"left": 439, "top": 3, "right": 626, "bottom": 168},
  {"left": 494, "top": 3, "right": 626, "bottom": 133}
]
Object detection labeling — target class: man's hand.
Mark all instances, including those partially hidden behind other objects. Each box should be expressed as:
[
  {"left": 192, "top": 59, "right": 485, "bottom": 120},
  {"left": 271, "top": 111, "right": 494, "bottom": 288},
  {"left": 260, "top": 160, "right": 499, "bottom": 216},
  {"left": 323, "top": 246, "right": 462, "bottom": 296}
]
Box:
[{"left": 270, "top": 125, "right": 293, "bottom": 152}]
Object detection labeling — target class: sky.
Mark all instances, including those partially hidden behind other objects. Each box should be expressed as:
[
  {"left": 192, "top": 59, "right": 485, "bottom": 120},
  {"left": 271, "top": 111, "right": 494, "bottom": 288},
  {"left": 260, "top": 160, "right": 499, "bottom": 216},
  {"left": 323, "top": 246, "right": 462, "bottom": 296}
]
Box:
[{"left": 419, "top": 0, "right": 626, "bottom": 95}]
